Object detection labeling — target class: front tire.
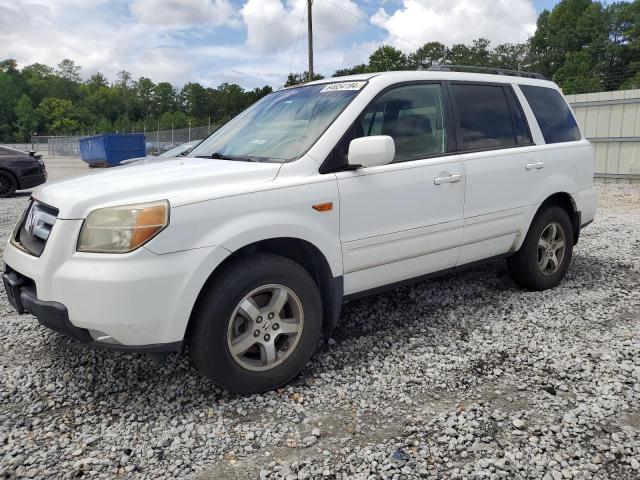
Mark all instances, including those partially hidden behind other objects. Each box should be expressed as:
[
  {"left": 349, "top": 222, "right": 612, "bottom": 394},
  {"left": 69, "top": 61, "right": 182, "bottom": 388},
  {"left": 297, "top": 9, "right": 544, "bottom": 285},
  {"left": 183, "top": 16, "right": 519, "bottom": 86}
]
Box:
[
  {"left": 188, "top": 253, "right": 322, "bottom": 394},
  {"left": 507, "top": 206, "right": 574, "bottom": 291},
  {"left": 0, "top": 171, "right": 17, "bottom": 198}
]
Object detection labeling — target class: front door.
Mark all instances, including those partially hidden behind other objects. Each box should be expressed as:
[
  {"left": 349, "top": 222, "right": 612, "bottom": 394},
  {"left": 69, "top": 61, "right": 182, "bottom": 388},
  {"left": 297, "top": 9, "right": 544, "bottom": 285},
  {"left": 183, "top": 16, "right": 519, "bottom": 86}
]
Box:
[{"left": 335, "top": 83, "right": 465, "bottom": 295}]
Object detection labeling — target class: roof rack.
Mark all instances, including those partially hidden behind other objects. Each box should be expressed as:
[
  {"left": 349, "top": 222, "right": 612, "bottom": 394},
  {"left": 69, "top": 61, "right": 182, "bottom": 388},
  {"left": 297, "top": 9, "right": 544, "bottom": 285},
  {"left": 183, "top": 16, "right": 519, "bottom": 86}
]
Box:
[{"left": 427, "top": 64, "right": 546, "bottom": 80}]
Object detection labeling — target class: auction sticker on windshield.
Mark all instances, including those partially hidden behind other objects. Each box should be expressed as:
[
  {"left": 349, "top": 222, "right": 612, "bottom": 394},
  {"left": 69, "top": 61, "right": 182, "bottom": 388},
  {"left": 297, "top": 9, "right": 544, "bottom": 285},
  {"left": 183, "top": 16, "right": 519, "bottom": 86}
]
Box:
[{"left": 321, "top": 82, "right": 366, "bottom": 92}]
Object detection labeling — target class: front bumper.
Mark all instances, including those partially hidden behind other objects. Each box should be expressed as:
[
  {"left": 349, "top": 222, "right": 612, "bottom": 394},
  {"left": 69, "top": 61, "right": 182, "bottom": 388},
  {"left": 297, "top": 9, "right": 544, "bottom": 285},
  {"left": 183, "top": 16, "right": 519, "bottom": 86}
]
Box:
[
  {"left": 18, "top": 171, "right": 47, "bottom": 190},
  {"left": 3, "top": 217, "right": 230, "bottom": 348},
  {"left": 2, "top": 269, "right": 89, "bottom": 342},
  {"left": 2, "top": 267, "right": 182, "bottom": 352}
]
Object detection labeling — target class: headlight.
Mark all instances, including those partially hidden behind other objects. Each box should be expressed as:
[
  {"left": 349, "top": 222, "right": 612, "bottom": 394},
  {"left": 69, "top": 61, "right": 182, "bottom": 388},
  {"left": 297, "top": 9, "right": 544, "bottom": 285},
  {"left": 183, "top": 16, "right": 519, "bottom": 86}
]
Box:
[{"left": 77, "top": 200, "right": 169, "bottom": 253}]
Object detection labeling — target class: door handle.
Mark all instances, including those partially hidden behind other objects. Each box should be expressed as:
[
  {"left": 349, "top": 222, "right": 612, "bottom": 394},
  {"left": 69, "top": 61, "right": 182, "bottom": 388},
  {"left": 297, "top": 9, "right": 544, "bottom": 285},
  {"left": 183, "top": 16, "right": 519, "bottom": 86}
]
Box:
[
  {"left": 525, "top": 161, "right": 544, "bottom": 170},
  {"left": 434, "top": 174, "right": 462, "bottom": 185}
]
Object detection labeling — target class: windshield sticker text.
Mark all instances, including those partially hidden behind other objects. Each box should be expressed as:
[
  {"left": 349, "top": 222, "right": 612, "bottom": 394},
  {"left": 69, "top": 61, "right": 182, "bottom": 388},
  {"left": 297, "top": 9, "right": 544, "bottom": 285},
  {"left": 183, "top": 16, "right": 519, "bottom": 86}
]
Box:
[{"left": 320, "top": 82, "right": 366, "bottom": 93}]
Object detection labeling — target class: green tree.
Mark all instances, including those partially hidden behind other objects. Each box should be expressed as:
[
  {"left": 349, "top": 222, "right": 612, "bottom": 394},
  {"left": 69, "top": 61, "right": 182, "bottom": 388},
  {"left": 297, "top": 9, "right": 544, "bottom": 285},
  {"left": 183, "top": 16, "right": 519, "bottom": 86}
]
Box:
[
  {"left": 0, "top": 60, "right": 26, "bottom": 141},
  {"left": 134, "top": 76, "right": 156, "bottom": 118},
  {"left": 531, "top": 0, "right": 607, "bottom": 78},
  {"left": 22, "top": 63, "right": 54, "bottom": 79},
  {"left": 408, "top": 42, "right": 448, "bottom": 69},
  {"left": 95, "top": 117, "right": 113, "bottom": 134},
  {"left": 489, "top": 43, "right": 530, "bottom": 70},
  {"left": 57, "top": 59, "right": 81, "bottom": 82},
  {"left": 247, "top": 85, "right": 273, "bottom": 104},
  {"left": 284, "top": 72, "right": 324, "bottom": 87},
  {"left": 117, "top": 70, "right": 133, "bottom": 117},
  {"left": 37, "top": 97, "right": 79, "bottom": 134},
  {"left": 13, "top": 94, "right": 39, "bottom": 142},
  {"left": 153, "top": 82, "right": 177, "bottom": 116},
  {"left": 368, "top": 45, "right": 409, "bottom": 72},
  {"left": 332, "top": 64, "right": 369, "bottom": 77},
  {"left": 159, "top": 111, "right": 189, "bottom": 130},
  {"left": 180, "top": 82, "right": 209, "bottom": 120},
  {"left": 554, "top": 51, "right": 603, "bottom": 93},
  {"left": 86, "top": 72, "right": 109, "bottom": 89},
  {"left": 447, "top": 38, "right": 492, "bottom": 66}
]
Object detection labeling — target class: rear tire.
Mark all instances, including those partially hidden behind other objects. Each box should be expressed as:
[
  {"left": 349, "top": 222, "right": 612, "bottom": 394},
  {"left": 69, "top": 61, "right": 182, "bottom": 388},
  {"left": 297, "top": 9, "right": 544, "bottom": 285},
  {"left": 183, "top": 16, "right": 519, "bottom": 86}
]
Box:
[
  {"left": 0, "top": 171, "right": 17, "bottom": 198},
  {"left": 507, "top": 206, "right": 574, "bottom": 291},
  {"left": 188, "top": 253, "right": 323, "bottom": 394}
]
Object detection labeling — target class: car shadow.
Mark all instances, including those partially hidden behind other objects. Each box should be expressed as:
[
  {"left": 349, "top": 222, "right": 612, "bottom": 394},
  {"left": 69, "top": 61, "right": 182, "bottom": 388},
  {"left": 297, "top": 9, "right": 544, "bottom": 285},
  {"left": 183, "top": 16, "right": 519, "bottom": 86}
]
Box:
[{"left": 23, "top": 250, "right": 613, "bottom": 415}]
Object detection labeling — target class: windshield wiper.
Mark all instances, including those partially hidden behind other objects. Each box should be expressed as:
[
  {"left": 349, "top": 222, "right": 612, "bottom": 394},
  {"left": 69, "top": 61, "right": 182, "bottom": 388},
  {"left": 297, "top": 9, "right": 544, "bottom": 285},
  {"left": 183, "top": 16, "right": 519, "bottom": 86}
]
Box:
[{"left": 195, "top": 152, "right": 259, "bottom": 162}]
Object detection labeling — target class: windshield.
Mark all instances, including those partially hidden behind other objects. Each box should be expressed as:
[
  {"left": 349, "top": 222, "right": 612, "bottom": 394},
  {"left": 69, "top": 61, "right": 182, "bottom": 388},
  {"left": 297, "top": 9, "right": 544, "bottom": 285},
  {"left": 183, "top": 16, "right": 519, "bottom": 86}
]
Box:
[
  {"left": 159, "top": 139, "right": 201, "bottom": 158},
  {"left": 189, "top": 83, "right": 365, "bottom": 162}
]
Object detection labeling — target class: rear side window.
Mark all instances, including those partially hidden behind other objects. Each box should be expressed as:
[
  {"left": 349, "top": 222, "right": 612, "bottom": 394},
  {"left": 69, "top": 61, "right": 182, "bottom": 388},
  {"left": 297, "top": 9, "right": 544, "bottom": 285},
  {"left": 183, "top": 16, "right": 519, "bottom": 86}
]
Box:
[
  {"left": 449, "top": 84, "right": 519, "bottom": 151},
  {"left": 520, "top": 85, "right": 581, "bottom": 144}
]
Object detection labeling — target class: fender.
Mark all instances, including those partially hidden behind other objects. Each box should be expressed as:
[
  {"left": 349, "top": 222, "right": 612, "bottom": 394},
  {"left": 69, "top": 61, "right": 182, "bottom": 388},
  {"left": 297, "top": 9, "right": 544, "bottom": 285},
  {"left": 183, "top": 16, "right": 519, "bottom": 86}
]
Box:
[{"left": 146, "top": 179, "right": 343, "bottom": 277}]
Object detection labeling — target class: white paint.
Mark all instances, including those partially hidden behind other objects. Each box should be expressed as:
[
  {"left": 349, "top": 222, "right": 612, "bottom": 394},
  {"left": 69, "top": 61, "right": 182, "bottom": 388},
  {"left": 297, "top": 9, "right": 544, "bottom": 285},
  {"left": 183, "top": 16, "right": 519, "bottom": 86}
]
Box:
[
  {"left": 3, "top": 70, "right": 596, "bottom": 347},
  {"left": 347, "top": 135, "right": 395, "bottom": 167}
]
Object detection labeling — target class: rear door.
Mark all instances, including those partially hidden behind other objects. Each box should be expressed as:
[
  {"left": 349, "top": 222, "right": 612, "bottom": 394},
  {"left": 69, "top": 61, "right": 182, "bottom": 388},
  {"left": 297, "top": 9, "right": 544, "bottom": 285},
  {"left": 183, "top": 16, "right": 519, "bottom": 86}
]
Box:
[
  {"left": 447, "top": 82, "right": 543, "bottom": 265},
  {"left": 334, "top": 82, "right": 466, "bottom": 295}
]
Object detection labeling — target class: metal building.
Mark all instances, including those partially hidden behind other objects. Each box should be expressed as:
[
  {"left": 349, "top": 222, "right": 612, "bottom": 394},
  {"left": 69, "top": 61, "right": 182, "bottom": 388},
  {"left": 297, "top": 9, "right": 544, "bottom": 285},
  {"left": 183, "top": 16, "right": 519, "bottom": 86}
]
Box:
[{"left": 566, "top": 89, "right": 640, "bottom": 183}]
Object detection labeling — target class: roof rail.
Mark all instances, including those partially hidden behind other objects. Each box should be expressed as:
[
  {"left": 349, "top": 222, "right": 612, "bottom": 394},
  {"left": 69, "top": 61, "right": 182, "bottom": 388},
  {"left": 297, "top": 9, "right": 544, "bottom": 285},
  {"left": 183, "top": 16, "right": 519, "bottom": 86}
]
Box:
[{"left": 427, "top": 64, "right": 547, "bottom": 80}]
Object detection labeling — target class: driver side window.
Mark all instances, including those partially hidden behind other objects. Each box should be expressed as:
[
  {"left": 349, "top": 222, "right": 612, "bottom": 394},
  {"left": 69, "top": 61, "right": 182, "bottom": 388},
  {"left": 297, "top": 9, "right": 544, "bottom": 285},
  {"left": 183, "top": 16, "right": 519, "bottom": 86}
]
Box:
[{"left": 333, "top": 83, "right": 448, "bottom": 168}]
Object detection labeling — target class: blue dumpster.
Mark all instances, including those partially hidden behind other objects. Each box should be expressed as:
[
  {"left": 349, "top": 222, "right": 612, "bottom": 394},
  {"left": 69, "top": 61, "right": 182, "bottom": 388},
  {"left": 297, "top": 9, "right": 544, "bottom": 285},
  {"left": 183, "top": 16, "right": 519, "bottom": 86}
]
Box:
[{"left": 79, "top": 134, "right": 146, "bottom": 167}]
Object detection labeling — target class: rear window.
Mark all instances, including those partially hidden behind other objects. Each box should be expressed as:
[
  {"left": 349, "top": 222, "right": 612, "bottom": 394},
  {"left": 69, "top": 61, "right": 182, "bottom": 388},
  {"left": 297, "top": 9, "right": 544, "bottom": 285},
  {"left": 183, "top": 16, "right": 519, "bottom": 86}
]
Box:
[
  {"left": 520, "top": 85, "right": 581, "bottom": 144},
  {"left": 450, "top": 84, "right": 518, "bottom": 151}
]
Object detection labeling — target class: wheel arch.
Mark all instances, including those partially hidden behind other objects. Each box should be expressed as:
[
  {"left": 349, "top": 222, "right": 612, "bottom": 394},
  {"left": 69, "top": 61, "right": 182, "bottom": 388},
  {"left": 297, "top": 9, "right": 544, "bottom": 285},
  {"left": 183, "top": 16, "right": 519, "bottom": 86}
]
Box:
[
  {"left": 186, "top": 237, "right": 343, "bottom": 341},
  {"left": 534, "top": 192, "right": 581, "bottom": 245}
]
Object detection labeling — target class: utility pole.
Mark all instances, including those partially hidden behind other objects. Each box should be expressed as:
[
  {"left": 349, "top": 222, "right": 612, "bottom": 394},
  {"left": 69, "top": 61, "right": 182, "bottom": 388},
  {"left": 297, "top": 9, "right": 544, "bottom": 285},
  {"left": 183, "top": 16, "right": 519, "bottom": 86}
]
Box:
[{"left": 307, "top": 0, "right": 313, "bottom": 82}]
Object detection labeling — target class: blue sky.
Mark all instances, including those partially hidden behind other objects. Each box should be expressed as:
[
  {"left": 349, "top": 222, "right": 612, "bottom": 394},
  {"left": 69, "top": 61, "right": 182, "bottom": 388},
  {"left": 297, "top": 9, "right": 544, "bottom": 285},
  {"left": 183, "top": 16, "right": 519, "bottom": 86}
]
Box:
[{"left": 1, "top": 0, "right": 562, "bottom": 89}]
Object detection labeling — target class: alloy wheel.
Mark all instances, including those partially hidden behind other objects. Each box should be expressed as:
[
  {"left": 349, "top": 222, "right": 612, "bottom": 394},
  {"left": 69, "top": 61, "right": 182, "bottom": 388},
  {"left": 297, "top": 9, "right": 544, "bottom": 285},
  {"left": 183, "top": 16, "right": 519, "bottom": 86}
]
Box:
[
  {"left": 226, "top": 284, "right": 304, "bottom": 371},
  {"left": 537, "top": 222, "right": 566, "bottom": 276}
]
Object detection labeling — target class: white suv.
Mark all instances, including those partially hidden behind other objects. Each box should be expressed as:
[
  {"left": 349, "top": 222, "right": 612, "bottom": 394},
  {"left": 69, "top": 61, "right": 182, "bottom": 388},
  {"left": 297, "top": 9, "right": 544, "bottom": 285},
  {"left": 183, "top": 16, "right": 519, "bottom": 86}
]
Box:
[{"left": 2, "top": 70, "right": 597, "bottom": 393}]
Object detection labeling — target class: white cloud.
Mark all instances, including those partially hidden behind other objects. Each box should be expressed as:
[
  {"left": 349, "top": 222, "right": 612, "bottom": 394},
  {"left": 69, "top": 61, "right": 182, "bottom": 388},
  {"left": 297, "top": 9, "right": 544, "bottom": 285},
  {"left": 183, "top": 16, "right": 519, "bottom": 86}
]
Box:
[
  {"left": 371, "top": 0, "right": 537, "bottom": 50},
  {"left": 241, "top": 0, "right": 364, "bottom": 54},
  {"left": 0, "top": 0, "right": 239, "bottom": 86},
  {"left": 0, "top": 0, "right": 543, "bottom": 91},
  {"left": 129, "top": 0, "right": 239, "bottom": 27}
]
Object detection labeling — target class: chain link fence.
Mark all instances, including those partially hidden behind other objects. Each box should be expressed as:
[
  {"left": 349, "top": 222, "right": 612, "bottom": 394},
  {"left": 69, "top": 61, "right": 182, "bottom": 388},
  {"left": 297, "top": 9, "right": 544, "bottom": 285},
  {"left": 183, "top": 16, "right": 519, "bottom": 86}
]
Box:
[{"left": 31, "top": 125, "right": 220, "bottom": 157}]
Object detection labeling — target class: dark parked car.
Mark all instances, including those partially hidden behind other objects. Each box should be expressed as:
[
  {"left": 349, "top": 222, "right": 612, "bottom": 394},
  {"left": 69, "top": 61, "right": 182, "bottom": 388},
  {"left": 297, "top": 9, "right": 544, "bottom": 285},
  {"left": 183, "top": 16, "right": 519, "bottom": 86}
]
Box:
[{"left": 0, "top": 146, "right": 47, "bottom": 198}]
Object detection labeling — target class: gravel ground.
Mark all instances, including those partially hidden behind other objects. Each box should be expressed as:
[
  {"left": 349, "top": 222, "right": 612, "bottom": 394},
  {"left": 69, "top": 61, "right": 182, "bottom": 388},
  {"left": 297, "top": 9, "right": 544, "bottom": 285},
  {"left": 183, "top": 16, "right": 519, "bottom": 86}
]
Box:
[{"left": 0, "top": 157, "right": 639, "bottom": 479}]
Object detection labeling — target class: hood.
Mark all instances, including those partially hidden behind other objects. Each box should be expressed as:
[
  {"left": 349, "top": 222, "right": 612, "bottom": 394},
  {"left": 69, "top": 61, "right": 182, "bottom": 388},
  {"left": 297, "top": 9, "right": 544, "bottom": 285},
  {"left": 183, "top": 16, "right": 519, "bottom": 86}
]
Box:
[{"left": 33, "top": 156, "right": 281, "bottom": 219}]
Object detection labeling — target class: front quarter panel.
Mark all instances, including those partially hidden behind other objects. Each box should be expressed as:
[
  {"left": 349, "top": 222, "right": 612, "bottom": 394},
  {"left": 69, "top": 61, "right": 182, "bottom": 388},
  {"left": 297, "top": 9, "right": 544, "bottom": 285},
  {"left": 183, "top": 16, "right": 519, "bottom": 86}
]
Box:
[{"left": 145, "top": 171, "right": 343, "bottom": 277}]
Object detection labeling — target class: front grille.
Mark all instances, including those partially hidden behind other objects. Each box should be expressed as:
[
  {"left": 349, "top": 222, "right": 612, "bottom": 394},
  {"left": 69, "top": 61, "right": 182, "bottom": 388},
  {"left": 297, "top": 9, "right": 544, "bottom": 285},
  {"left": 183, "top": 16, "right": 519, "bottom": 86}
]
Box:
[{"left": 14, "top": 200, "right": 58, "bottom": 257}]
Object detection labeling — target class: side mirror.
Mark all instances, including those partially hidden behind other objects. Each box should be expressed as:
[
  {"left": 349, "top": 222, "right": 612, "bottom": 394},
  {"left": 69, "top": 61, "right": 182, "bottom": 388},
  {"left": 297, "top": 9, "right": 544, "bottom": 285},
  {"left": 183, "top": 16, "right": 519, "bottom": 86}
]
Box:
[{"left": 347, "top": 136, "right": 395, "bottom": 168}]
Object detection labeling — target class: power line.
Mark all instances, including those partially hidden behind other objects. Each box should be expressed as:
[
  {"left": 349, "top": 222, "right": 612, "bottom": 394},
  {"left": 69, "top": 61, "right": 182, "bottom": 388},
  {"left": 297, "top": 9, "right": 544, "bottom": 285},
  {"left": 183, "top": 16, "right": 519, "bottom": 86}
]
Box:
[
  {"left": 289, "top": 3, "right": 308, "bottom": 75},
  {"left": 321, "top": 0, "right": 422, "bottom": 51}
]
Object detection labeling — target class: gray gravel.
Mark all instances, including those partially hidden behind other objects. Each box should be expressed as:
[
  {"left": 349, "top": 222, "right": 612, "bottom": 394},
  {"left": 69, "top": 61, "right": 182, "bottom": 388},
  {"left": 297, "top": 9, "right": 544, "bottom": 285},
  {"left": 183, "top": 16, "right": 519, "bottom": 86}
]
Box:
[{"left": 0, "top": 157, "right": 639, "bottom": 479}]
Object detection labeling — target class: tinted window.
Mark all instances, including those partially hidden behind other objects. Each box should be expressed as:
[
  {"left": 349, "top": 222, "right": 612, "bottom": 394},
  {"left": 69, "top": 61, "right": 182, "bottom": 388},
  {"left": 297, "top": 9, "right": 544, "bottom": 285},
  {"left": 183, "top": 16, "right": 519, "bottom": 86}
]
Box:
[
  {"left": 343, "top": 84, "right": 448, "bottom": 165},
  {"left": 504, "top": 87, "right": 532, "bottom": 145},
  {"left": 450, "top": 84, "right": 517, "bottom": 151},
  {"left": 520, "top": 85, "right": 581, "bottom": 144}
]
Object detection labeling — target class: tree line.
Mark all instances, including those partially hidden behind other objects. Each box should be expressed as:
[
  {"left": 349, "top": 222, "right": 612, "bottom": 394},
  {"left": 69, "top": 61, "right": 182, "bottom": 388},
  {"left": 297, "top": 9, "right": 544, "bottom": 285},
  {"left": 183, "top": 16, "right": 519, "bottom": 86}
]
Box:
[
  {"left": 290, "top": 0, "right": 640, "bottom": 94},
  {"left": 1, "top": 0, "right": 640, "bottom": 142},
  {"left": 0, "top": 59, "right": 273, "bottom": 142}
]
